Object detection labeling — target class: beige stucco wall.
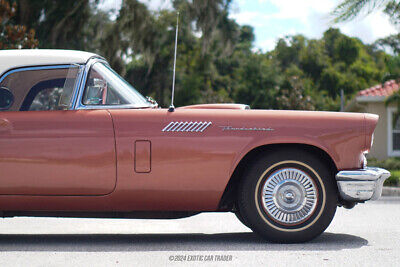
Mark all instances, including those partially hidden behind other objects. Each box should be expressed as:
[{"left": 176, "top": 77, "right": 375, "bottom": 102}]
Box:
[
  {"left": 364, "top": 102, "right": 391, "bottom": 160},
  {"left": 347, "top": 101, "right": 398, "bottom": 160}
]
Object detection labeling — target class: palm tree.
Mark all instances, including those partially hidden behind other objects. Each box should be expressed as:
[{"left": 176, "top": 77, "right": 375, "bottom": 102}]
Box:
[
  {"left": 332, "top": 0, "right": 399, "bottom": 23},
  {"left": 333, "top": 1, "right": 400, "bottom": 126},
  {"left": 174, "top": 0, "right": 239, "bottom": 93}
]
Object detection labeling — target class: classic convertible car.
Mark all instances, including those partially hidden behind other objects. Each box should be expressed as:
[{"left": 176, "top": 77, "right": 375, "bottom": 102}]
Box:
[{"left": 0, "top": 49, "right": 390, "bottom": 243}]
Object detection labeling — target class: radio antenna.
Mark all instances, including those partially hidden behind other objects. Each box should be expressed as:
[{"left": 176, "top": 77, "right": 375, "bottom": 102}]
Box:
[{"left": 168, "top": 12, "right": 180, "bottom": 112}]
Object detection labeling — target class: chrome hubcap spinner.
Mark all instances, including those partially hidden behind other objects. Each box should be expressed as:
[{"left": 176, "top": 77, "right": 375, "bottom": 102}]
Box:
[{"left": 262, "top": 168, "right": 318, "bottom": 225}]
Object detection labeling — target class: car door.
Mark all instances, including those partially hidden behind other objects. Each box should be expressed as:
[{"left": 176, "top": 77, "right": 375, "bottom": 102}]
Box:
[
  {"left": 0, "top": 65, "right": 116, "bottom": 195},
  {"left": 76, "top": 60, "right": 240, "bottom": 210}
]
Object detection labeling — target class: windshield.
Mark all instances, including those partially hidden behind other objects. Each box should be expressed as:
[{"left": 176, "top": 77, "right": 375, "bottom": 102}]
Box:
[{"left": 82, "top": 62, "right": 150, "bottom": 107}]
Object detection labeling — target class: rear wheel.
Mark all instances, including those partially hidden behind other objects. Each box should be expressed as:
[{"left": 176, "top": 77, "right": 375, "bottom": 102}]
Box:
[{"left": 237, "top": 149, "right": 337, "bottom": 243}]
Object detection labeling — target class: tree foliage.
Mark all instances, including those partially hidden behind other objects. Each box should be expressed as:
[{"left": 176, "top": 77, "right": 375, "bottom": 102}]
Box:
[
  {"left": 0, "top": 0, "right": 38, "bottom": 49},
  {"left": 11, "top": 0, "right": 98, "bottom": 49},
  {"left": 4, "top": 0, "right": 400, "bottom": 111}
]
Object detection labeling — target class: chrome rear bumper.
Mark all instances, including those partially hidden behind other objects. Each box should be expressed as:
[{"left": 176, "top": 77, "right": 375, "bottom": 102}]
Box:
[{"left": 336, "top": 167, "right": 390, "bottom": 201}]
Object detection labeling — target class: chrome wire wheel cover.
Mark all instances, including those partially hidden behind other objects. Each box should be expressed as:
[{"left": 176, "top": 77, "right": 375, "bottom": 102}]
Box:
[{"left": 261, "top": 168, "right": 318, "bottom": 225}]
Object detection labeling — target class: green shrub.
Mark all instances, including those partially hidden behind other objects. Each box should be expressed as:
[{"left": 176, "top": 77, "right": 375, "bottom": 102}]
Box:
[
  {"left": 368, "top": 157, "right": 400, "bottom": 169},
  {"left": 387, "top": 170, "right": 400, "bottom": 186},
  {"left": 368, "top": 158, "right": 400, "bottom": 186}
]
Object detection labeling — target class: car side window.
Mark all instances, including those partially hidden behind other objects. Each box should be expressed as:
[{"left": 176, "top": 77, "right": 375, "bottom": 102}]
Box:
[
  {"left": 22, "top": 78, "right": 74, "bottom": 111},
  {"left": 83, "top": 63, "right": 127, "bottom": 105},
  {"left": 81, "top": 62, "right": 149, "bottom": 107},
  {"left": 0, "top": 66, "right": 80, "bottom": 111}
]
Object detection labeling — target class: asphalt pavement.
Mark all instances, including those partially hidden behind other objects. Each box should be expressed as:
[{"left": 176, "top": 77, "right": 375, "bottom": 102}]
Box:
[{"left": 0, "top": 197, "right": 399, "bottom": 266}]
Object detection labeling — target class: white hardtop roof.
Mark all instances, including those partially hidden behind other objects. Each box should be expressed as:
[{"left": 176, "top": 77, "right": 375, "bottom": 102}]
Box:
[{"left": 0, "top": 49, "right": 101, "bottom": 76}]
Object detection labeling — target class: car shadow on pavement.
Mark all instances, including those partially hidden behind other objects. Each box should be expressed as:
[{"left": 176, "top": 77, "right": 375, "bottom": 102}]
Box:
[{"left": 0, "top": 232, "right": 367, "bottom": 252}]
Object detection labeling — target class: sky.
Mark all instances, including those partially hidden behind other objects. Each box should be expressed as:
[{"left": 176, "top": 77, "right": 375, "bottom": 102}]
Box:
[{"left": 99, "top": 0, "right": 398, "bottom": 51}]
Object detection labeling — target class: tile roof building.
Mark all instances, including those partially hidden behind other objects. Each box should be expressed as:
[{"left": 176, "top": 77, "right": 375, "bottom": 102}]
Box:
[
  {"left": 357, "top": 80, "right": 399, "bottom": 98},
  {"left": 346, "top": 79, "right": 400, "bottom": 159}
]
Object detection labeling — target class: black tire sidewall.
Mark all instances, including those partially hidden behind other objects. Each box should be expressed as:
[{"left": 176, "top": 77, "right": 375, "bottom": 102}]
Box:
[
  {"left": 238, "top": 149, "right": 337, "bottom": 243},
  {"left": 234, "top": 210, "right": 250, "bottom": 228}
]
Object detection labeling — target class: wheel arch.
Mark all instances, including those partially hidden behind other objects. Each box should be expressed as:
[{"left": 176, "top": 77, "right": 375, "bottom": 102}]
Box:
[{"left": 218, "top": 143, "right": 338, "bottom": 211}]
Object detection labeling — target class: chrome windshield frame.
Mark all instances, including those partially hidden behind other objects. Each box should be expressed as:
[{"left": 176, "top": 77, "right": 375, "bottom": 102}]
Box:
[{"left": 73, "top": 57, "right": 152, "bottom": 110}]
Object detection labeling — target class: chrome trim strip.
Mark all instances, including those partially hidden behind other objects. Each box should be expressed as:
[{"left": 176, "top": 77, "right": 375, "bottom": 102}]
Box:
[
  {"left": 69, "top": 65, "right": 85, "bottom": 110},
  {"left": 198, "top": 121, "right": 212, "bottom": 132},
  {"left": 0, "top": 64, "right": 79, "bottom": 84},
  {"left": 73, "top": 57, "right": 106, "bottom": 110},
  {"left": 186, "top": 122, "right": 198, "bottom": 132},
  {"left": 162, "top": 121, "right": 212, "bottom": 132},
  {"left": 76, "top": 104, "right": 152, "bottom": 110},
  {"left": 162, "top": 122, "right": 175, "bottom": 132},
  {"left": 180, "top": 121, "right": 193, "bottom": 131},
  {"left": 175, "top": 122, "right": 188, "bottom": 131},
  {"left": 219, "top": 125, "right": 274, "bottom": 132},
  {"left": 170, "top": 122, "right": 182, "bottom": 132},
  {"left": 169, "top": 122, "right": 180, "bottom": 132},
  {"left": 191, "top": 122, "right": 205, "bottom": 132},
  {"left": 73, "top": 58, "right": 153, "bottom": 110}
]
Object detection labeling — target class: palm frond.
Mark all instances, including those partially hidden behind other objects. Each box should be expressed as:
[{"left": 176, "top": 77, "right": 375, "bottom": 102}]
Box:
[{"left": 332, "top": 0, "right": 389, "bottom": 23}]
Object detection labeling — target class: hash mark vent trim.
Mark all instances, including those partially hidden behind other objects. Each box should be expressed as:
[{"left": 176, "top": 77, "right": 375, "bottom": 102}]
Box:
[{"left": 162, "top": 121, "right": 212, "bottom": 132}]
